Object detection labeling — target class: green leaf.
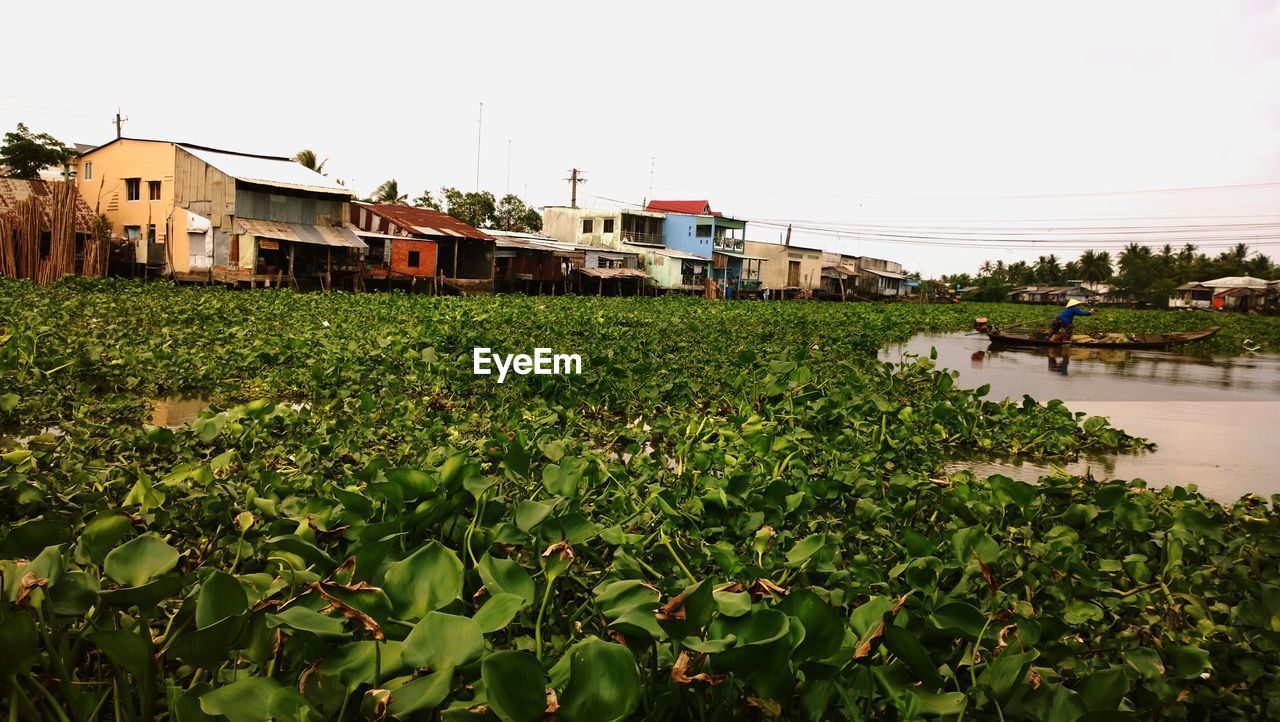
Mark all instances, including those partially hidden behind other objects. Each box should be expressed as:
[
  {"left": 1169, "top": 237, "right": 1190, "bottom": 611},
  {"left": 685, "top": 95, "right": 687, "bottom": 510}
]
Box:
[
  {"left": 478, "top": 554, "right": 536, "bottom": 603},
  {"left": 170, "top": 615, "right": 246, "bottom": 669},
  {"left": 503, "top": 440, "right": 531, "bottom": 479},
  {"left": 541, "top": 463, "right": 578, "bottom": 498},
  {"left": 384, "top": 467, "right": 436, "bottom": 499},
  {"left": 266, "top": 606, "right": 350, "bottom": 637},
  {"left": 402, "top": 612, "right": 484, "bottom": 670},
  {"left": 439, "top": 452, "right": 468, "bottom": 486},
  {"left": 0, "top": 393, "right": 18, "bottom": 412},
  {"left": 909, "top": 688, "right": 968, "bottom": 716},
  {"left": 88, "top": 629, "right": 151, "bottom": 679},
  {"left": 515, "top": 500, "right": 555, "bottom": 532},
  {"left": 1122, "top": 647, "right": 1164, "bottom": 679},
  {"left": 79, "top": 513, "right": 133, "bottom": 564},
  {"left": 318, "top": 640, "right": 408, "bottom": 690},
  {"left": 383, "top": 541, "right": 464, "bottom": 620},
  {"left": 882, "top": 621, "right": 944, "bottom": 689},
  {"left": 713, "top": 588, "right": 752, "bottom": 617},
  {"left": 196, "top": 571, "right": 248, "bottom": 629},
  {"left": 951, "top": 526, "right": 999, "bottom": 565},
  {"left": 1076, "top": 667, "right": 1130, "bottom": 711},
  {"left": 1168, "top": 645, "right": 1211, "bottom": 678},
  {"left": 100, "top": 575, "right": 184, "bottom": 608},
  {"left": 474, "top": 592, "right": 525, "bottom": 633},
  {"left": 200, "top": 678, "right": 300, "bottom": 722},
  {"left": 777, "top": 588, "right": 844, "bottom": 660},
  {"left": 931, "top": 601, "right": 987, "bottom": 640},
  {"left": 1064, "top": 599, "right": 1105, "bottom": 625},
  {"left": 558, "top": 638, "right": 641, "bottom": 722},
  {"left": 483, "top": 651, "right": 547, "bottom": 722},
  {"left": 104, "top": 533, "right": 179, "bottom": 587},
  {"left": 389, "top": 670, "right": 453, "bottom": 717},
  {"left": 785, "top": 533, "right": 827, "bottom": 567},
  {"left": 0, "top": 614, "right": 39, "bottom": 678}
]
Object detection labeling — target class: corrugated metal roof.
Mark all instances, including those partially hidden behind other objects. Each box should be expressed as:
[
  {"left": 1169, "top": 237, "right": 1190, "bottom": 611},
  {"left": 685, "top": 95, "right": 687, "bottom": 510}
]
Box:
[
  {"left": 368, "top": 204, "right": 494, "bottom": 241},
  {"left": 624, "top": 244, "right": 709, "bottom": 262},
  {"left": 0, "top": 178, "right": 96, "bottom": 233},
  {"left": 179, "top": 145, "right": 352, "bottom": 196},
  {"left": 1203, "top": 276, "right": 1274, "bottom": 289},
  {"left": 821, "top": 263, "right": 859, "bottom": 276},
  {"left": 580, "top": 267, "right": 650, "bottom": 279},
  {"left": 493, "top": 237, "right": 562, "bottom": 253},
  {"left": 237, "top": 218, "right": 366, "bottom": 249},
  {"left": 859, "top": 267, "right": 907, "bottom": 280}
]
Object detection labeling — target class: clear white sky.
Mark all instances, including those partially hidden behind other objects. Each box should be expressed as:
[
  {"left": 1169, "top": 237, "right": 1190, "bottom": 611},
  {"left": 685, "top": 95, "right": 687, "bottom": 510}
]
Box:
[{"left": 5, "top": 0, "right": 1278, "bottom": 276}]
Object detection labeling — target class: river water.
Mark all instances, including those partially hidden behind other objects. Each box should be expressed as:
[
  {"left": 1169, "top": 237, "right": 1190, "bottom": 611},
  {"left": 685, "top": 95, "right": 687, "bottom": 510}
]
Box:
[{"left": 880, "top": 333, "right": 1280, "bottom": 501}]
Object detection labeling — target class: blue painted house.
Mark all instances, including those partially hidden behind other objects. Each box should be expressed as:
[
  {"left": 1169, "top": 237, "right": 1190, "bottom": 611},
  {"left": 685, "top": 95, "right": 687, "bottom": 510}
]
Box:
[{"left": 645, "top": 200, "right": 764, "bottom": 291}]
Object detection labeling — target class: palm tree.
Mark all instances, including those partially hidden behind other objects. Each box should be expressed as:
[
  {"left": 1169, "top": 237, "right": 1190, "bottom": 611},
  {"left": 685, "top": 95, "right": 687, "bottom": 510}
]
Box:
[
  {"left": 1035, "top": 254, "right": 1062, "bottom": 284},
  {"left": 293, "top": 149, "right": 327, "bottom": 175},
  {"left": 979, "top": 260, "right": 994, "bottom": 277},
  {"left": 370, "top": 179, "right": 408, "bottom": 205}
]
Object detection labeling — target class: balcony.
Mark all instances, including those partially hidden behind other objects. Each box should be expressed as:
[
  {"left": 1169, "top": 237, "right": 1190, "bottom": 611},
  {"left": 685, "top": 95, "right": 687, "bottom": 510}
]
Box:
[
  {"left": 619, "top": 231, "right": 665, "bottom": 247},
  {"left": 713, "top": 237, "right": 744, "bottom": 252}
]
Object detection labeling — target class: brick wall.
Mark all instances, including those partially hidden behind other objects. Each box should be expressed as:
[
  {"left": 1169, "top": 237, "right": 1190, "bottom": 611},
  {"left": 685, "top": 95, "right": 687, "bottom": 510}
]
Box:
[{"left": 390, "top": 239, "right": 437, "bottom": 277}]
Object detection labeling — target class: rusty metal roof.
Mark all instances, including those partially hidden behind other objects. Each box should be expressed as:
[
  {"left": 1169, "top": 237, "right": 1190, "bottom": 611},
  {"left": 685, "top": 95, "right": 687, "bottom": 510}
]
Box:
[
  {"left": 367, "top": 204, "right": 494, "bottom": 241},
  {"left": 579, "top": 267, "right": 650, "bottom": 279},
  {"left": 0, "top": 177, "right": 96, "bottom": 233},
  {"left": 237, "top": 218, "right": 367, "bottom": 249}
]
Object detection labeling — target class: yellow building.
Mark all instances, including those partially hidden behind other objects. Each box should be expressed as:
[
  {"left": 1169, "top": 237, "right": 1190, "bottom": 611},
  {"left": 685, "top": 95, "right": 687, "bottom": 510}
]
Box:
[{"left": 75, "top": 139, "right": 363, "bottom": 285}]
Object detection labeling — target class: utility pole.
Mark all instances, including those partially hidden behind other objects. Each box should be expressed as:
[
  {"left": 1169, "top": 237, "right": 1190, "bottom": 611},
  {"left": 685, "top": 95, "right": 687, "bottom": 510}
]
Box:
[
  {"left": 784, "top": 223, "right": 792, "bottom": 247},
  {"left": 114, "top": 108, "right": 128, "bottom": 139},
  {"left": 475, "top": 102, "right": 483, "bottom": 193},
  {"left": 565, "top": 168, "right": 586, "bottom": 208}
]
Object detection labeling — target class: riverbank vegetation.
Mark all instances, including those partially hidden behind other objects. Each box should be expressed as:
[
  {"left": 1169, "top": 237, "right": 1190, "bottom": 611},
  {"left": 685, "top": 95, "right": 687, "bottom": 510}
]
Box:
[
  {"left": 2, "top": 279, "right": 1279, "bottom": 720},
  {"left": 945, "top": 243, "right": 1278, "bottom": 307}
]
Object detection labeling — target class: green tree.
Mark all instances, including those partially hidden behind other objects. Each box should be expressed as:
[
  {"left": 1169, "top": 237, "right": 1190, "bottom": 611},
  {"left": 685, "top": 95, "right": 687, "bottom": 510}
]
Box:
[
  {"left": 413, "top": 190, "right": 442, "bottom": 210},
  {"left": 1077, "top": 250, "right": 1112, "bottom": 283},
  {"left": 440, "top": 187, "right": 498, "bottom": 228},
  {"left": 1, "top": 123, "right": 74, "bottom": 179},
  {"left": 292, "top": 149, "right": 327, "bottom": 175},
  {"left": 370, "top": 179, "right": 408, "bottom": 204},
  {"left": 492, "top": 194, "right": 543, "bottom": 232}
]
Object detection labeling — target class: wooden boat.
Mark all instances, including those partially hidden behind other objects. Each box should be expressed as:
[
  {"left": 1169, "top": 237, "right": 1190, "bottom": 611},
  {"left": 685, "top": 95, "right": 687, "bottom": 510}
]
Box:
[{"left": 986, "top": 325, "right": 1221, "bottom": 350}]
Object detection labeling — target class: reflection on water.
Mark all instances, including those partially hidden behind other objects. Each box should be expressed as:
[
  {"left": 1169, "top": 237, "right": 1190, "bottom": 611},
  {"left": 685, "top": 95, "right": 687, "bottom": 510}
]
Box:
[
  {"left": 148, "top": 396, "right": 214, "bottom": 427},
  {"left": 882, "top": 333, "right": 1280, "bottom": 500}
]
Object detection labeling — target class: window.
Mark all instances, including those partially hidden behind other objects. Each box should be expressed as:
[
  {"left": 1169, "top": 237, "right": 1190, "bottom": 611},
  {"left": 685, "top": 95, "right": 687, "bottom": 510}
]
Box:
[
  {"left": 124, "top": 225, "right": 141, "bottom": 242},
  {"left": 148, "top": 181, "right": 161, "bottom": 201},
  {"left": 407, "top": 250, "right": 421, "bottom": 268},
  {"left": 582, "top": 219, "right": 594, "bottom": 234},
  {"left": 83, "top": 162, "right": 92, "bottom": 181},
  {"left": 696, "top": 225, "right": 712, "bottom": 238},
  {"left": 125, "top": 178, "right": 141, "bottom": 201},
  {"left": 148, "top": 225, "right": 158, "bottom": 244},
  {"left": 602, "top": 219, "right": 615, "bottom": 233}
]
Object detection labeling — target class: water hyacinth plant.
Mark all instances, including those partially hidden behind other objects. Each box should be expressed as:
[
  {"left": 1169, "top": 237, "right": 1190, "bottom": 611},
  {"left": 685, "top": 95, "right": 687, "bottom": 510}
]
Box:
[{"left": 1, "top": 278, "right": 1278, "bottom": 720}]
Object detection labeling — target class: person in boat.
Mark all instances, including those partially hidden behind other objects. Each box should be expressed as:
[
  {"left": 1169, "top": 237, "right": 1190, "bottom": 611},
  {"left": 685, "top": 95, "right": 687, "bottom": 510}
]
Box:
[{"left": 1051, "top": 299, "right": 1095, "bottom": 341}]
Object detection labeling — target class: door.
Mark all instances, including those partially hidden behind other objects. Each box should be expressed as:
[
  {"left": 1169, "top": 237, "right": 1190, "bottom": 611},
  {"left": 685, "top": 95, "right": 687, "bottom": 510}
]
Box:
[{"left": 787, "top": 260, "right": 801, "bottom": 287}]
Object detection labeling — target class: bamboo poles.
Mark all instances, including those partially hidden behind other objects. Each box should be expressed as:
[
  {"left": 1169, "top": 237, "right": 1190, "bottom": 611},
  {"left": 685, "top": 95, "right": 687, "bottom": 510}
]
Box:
[{"left": 0, "top": 180, "right": 91, "bottom": 283}]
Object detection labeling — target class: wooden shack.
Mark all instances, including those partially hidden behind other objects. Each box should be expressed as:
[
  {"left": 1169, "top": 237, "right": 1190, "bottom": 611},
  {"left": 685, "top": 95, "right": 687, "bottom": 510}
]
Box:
[
  {"left": 350, "top": 203, "right": 494, "bottom": 294},
  {"left": 485, "top": 229, "right": 566, "bottom": 294}
]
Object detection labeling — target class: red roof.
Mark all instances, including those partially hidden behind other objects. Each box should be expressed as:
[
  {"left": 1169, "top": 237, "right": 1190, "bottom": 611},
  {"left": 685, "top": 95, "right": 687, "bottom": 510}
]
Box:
[
  {"left": 646, "top": 199, "right": 718, "bottom": 216},
  {"left": 365, "top": 204, "right": 494, "bottom": 241}
]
